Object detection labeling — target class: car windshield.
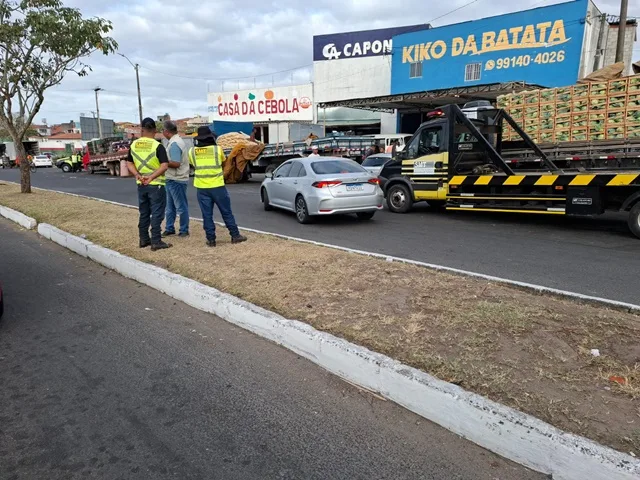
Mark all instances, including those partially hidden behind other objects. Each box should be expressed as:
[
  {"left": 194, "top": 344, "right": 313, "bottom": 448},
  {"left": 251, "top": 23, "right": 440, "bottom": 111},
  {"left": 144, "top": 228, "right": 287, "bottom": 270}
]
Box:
[
  {"left": 362, "top": 156, "right": 389, "bottom": 167},
  {"left": 311, "top": 160, "right": 365, "bottom": 175}
]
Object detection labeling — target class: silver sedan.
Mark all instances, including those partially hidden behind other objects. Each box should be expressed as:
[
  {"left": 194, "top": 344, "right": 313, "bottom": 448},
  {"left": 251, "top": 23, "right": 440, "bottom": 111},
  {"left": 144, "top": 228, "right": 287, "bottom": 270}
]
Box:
[{"left": 260, "top": 157, "right": 384, "bottom": 224}]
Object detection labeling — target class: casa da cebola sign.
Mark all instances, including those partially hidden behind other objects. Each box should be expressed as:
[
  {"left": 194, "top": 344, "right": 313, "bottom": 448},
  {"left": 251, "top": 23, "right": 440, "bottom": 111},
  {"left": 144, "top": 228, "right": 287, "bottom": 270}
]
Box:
[{"left": 208, "top": 85, "right": 313, "bottom": 122}]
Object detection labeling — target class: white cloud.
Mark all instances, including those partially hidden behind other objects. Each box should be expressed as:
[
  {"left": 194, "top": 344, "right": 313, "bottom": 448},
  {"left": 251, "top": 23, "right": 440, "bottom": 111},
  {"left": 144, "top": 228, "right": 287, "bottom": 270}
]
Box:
[{"left": 37, "top": 0, "right": 639, "bottom": 124}]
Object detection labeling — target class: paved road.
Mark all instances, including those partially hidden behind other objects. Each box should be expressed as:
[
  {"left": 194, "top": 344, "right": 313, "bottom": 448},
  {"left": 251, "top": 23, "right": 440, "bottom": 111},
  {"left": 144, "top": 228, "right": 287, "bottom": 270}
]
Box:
[
  {"left": 0, "top": 218, "right": 544, "bottom": 479},
  {"left": 1, "top": 167, "right": 639, "bottom": 304}
]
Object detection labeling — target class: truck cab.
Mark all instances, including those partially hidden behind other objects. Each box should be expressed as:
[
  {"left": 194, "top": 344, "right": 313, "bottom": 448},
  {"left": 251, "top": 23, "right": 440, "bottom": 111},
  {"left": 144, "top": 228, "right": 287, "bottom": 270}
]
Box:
[{"left": 379, "top": 104, "right": 640, "bottom": 238}]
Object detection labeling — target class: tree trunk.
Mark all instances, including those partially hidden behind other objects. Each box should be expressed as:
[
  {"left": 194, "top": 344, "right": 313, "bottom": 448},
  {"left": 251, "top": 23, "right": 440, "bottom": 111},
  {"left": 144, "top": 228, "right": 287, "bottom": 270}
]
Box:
[{"left": 13, "top": 137, "right": 31, "bottom": 193}]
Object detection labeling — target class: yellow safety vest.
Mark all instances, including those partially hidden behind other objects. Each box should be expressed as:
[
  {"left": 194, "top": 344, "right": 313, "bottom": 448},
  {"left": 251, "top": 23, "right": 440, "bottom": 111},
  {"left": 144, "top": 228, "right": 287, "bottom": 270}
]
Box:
[
  {"left": 188, "top": 145, "right": 225, "bottom": 189},
  {"left": 130, "top": 138, "right": 165, "bottom": 186}
]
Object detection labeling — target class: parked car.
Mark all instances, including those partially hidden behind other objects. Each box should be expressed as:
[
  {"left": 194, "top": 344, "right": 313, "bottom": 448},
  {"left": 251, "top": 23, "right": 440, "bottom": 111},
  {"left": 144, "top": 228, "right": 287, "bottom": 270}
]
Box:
[
  {"left": 361, "top": 153, "right": 392, "bottom": 176},
  {"left": 31, "top": 154, "right": 53, "bottom": 168},
  {"left": 260, "top": 156, "right": 383, "bottom": 224}
]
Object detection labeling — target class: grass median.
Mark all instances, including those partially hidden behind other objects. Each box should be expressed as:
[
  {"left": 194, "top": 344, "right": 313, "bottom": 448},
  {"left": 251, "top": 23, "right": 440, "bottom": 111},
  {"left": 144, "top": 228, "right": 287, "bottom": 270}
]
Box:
[{"left": 1, "top": 181, "right": 639, "bottom": 454}]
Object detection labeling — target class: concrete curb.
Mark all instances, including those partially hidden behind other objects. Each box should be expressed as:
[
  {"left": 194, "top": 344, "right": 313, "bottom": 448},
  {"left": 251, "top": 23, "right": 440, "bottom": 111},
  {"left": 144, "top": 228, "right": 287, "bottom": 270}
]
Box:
[
  {"left": 0, "top": 205, "right": 37, "bottom": 230},
  {"left": 33, "top": 221, "right": 640, "bottom": 480},
  {"left": 8, "top": 182, "right": 639, "bottom": 313}
]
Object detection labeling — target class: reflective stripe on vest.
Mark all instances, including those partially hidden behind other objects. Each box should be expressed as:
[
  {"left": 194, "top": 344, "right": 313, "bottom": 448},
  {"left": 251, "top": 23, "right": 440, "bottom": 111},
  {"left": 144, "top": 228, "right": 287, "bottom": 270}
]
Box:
[
  {"left": 189, "top": 146, "right": 224, "bottom": 189},
  {"left": 130, "top": 138, "right": 165, "bottom": 186}
]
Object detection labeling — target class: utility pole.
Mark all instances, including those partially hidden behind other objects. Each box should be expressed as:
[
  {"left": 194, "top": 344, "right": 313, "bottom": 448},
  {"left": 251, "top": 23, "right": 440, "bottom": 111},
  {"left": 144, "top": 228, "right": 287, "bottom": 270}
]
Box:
[
  {"left": 94, "top": 87, "right": 103, "bottom": 139},
  {"left": 118, "top": 53, "right": 143, "bottom": 125},
  {"left": 615, "top": 0, "right": 629, "bottom": 63}
]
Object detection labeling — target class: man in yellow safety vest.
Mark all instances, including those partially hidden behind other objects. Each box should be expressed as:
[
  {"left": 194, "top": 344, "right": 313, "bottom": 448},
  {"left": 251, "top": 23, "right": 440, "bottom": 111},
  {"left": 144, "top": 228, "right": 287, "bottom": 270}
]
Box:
[
  {"left": 189, "top": 126, "right": 247, "bottom": 247},
  {"left": 126, "top": 117, "right": 172, "bottom": 251}
]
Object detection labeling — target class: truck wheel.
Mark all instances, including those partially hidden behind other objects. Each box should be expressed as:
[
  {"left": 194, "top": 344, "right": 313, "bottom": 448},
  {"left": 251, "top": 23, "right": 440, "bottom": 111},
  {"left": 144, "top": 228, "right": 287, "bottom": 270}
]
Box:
[
  {"left": 114, "top": 162, "right": 121, "bottom": 176},
  {"left": 88, "top": 164, "right": 95, "bottom": 174},
  {"left": 62, "top": 164, "right": 71, "bottom": 173},
  {"left": 628, "top": 203, "right": 640, "bottom": 239},
  {"left": 386, "top": 184, "right": 413, "bottom": 213},
  {"left": 108, "top": 164, "right": 116, "bottom": 176},
  {"left": 265, "top": 164, "right": 276, "bottom": 176}
]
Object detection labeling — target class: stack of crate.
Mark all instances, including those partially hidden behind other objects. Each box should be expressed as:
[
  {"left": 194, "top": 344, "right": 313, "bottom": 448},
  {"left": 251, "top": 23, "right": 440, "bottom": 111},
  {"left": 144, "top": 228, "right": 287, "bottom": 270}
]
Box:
[{"left": 497, "top": 74, "right": 640, "bottom": 143}]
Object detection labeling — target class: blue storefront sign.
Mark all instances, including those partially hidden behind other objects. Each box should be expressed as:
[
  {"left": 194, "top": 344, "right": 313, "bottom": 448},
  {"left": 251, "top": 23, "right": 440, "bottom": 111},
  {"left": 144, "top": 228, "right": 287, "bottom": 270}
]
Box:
[
  {"left": 391, "top": 0, "right": 588, "bottom": 94},
  {"left": 313, "top": 24, "right": 430, "bottom": 62}
]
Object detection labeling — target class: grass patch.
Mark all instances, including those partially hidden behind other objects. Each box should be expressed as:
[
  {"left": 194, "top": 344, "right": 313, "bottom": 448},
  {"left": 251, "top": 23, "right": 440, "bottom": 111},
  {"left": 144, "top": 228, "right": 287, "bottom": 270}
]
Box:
[{"left": 2, "top": 181, "right": 640, "bottom": 454}]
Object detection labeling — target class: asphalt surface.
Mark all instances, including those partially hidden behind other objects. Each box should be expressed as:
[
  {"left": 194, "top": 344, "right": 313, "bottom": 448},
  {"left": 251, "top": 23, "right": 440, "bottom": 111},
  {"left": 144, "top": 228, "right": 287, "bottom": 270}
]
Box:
[
  {"left": 0, "top": 218, "right": 545, "bottom": 479},
  {"left": 1, "top": 167, "right": 639, "bottom": 304}
]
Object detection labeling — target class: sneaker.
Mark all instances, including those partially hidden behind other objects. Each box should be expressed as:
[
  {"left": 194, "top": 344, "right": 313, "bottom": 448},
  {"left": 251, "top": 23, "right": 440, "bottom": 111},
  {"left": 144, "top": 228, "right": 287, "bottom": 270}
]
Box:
[
  {"left": 231, "top": 235, "right": 247, "bottom": 244},
  {"left": 178, "top": 232, "right": 190, "bottom": 238},
  {"left": 161, "top": 231, "right": 175, "bottom": 238},
  {"left": 139, "top": 240, "right": 151, "bottom": 248},
  {"left": 151, "top": 241, "right": 172, "bottom": 251},
  {"left": 206, "top": 240, "right": 216, "bottom": 247}
]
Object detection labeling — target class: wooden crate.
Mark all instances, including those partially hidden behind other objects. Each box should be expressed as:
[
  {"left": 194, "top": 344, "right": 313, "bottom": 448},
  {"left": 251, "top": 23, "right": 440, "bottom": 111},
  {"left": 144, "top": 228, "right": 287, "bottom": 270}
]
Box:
[
  {"left": 540, "top": 103, "right": 556, "bottom": 118},
  {"left": 510, "top": 92, "right": 525, "bottom": 107},
  {"left": 556, "top": 87, "right": 572, "bottom": 102},
  {"left": 496, "top": 94, "right": 511, "bottom": 109},
  {"left": 606, "top": 126, "right": 626, "bottom": 140},
  {"left": 571, "top": 127, "right": 588, "bottom": 142},
  {"left": 555, "top": 114, "right": 571, "bottom": 130},
  {"left": 588, "top": 126, "right": 606, "bottom": 141},
  {"left": 572, "top": 99, "right": 589, "bottom": 115},
  {"left": 555, "top": 129, "right": 570, "bottom": 142},
  {"left": 589, "top": 82, "right": 608, "bottom": 97},
  {"left": 539, "top": 117, "right": 555, "bottom": 130},
  {"left": 524, "top": 90, "right": 540, "bottom": 105},
  {"left": 629, "top": 75, "right": 640, "bottom": 93},
  {"left": 539, "top": 131, "right": 555, "bottom": 143},
  {"left": 608, "top": 78, "right": 628, "bottom": 95},
  {"left": 606, "top": 110, "right": 626, "bottom": 126},
  {"left": 626, "top": 124, "right": 640, "bottom": 139},
  {"left": 589, "top": 97, "right": 607, "bottom": 111},
  {"left": 627, "top": 93, "right": 640, "bottom": 109},
  {"left": 608, "top": 93, "right": 627, "bottom": 111},
  {"left": 589, "top": 111, "right": 606, "bottom": 124},
  {"left": 539, "top": 89, "right": 556, "bottom": 104},
  {"left": 524, "top": 105, "right": 540, "bottom": 119},
  {"left": 571, "top": 113, "right": 588, "bottom": 128},
  {"left": 571, "top": 84, "right": 589, "bottom": 99},
  {"left": 626, "top": 106, "right": 640, "bottom": 125},
  {"left": 556, "top": 102, "right": 571, "bottom": 116}
]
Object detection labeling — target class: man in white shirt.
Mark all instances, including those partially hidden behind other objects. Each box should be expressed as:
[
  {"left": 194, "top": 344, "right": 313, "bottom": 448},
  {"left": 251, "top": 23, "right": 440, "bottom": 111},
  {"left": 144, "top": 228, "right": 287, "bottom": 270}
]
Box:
[
  {"left": 308, "top": 145, "right": 320, "bottom": 157},
  {"left": 161, "top": 121, "right": 190, "bottom": 238}
]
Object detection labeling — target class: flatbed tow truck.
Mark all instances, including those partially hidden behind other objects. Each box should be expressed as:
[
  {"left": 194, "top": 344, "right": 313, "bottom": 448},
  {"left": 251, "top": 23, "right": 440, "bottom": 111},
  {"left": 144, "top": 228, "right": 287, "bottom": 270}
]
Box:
[{"left": 379, "top": 104, "right": 640, "bottom": 238}]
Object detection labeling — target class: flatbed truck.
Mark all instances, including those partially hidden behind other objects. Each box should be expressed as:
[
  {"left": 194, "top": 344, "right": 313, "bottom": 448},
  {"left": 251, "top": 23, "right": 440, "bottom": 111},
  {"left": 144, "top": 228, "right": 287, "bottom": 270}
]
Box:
[{"left": 379, "top": 104, "right": 640, "bottom": 238}]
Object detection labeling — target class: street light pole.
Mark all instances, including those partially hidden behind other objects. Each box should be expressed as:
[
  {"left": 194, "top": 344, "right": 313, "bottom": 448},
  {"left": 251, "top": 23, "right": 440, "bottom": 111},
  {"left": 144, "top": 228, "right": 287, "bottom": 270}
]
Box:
[
  {"left": 94, "top": 87, "right": 103, "bottom": 139},
  {"left": 118, "top": 53, "right": 143, "bottom": 125},
  {"left": 615, "top": 0, "right": 629, "bottom": 63}
]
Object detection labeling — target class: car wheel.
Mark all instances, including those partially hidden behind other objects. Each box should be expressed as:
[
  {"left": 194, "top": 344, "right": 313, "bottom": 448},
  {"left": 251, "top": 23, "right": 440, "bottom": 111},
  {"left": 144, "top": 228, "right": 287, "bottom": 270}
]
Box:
[
  {"left": 387, "top": 183, "right": 413, "bottom": 213},
  {"left": 628, "top": 202, "right": 640, "bottom": 239},
  {"left": 295, "top": 195, "right": 311, "bottom": 224},
  {"left": 356, "top": 211, "right": 375, "bottom": 221},
  {"left": 262, "top": 188, "right": 273, "bottom": 211},
  {"left": 62, "top": 164, "right": 71, "bottom": 173}
]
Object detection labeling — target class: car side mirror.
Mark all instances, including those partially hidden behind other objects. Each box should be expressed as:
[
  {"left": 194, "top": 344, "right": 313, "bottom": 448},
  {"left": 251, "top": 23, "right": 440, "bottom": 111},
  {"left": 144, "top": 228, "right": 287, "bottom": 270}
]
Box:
[{"left": 265, "top": 172, "right": 273, "bottom": 179}]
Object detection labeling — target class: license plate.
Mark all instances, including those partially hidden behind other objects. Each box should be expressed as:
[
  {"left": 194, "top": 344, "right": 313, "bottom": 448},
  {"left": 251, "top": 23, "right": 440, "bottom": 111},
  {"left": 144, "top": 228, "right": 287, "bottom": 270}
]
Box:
[{"left": 346, "top": 184, "right": 363, "bottom": 192}]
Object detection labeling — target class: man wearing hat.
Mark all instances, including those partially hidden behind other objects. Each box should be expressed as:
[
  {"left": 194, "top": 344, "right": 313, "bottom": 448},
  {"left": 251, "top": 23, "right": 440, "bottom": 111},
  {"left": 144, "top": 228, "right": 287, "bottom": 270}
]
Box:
[
  {"left": 126, "top": 117, "right": 172, "bottom": 251},
  {"left": 308, "top": 145, "right": 320, "bottom": 157},
  {"left": 189, "top": 126, "right": 247, "bottom": 247}
]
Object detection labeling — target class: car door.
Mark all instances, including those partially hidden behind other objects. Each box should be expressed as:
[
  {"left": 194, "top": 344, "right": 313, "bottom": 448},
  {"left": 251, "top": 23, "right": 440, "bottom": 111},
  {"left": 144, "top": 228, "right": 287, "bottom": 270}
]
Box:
[
  {"left": 279, "top": 161, "right": 303, "bottom": 209},
  {"left": 270, "top": 161, "right": 293, "bottom": 207},
  {"left": 403, "top": 127, "right": 448, "bottom": 201}
]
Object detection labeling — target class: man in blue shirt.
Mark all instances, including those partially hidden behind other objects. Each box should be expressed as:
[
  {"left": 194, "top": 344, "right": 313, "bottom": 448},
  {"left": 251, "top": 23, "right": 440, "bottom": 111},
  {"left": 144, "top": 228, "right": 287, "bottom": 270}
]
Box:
[{"left": 161, "top": 120, "right": 190, "bottom": 237}]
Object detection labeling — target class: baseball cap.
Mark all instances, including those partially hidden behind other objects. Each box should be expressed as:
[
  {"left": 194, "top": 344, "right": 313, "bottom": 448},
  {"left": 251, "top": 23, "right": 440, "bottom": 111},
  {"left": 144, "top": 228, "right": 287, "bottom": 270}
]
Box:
[{"left": 141, "top": 117, "right": 156, "bottom": 130}]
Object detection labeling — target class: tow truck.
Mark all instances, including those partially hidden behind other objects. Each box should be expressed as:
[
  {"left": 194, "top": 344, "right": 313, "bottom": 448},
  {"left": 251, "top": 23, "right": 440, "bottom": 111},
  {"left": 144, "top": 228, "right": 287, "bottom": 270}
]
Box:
[{"left": 378, "top": 104, "right": 640, "bottom": 238}]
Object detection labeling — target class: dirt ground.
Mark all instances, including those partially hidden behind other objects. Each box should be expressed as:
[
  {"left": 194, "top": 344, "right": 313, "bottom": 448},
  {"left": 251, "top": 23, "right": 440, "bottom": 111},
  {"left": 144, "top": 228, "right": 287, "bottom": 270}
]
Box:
[{"left": 1, "top": 182, "right": 639, "bottom": 454}]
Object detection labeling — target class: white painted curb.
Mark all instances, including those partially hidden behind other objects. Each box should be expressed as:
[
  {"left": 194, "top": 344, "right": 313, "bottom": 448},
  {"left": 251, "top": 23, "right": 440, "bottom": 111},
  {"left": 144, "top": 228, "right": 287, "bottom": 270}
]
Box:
[
  {"left": 35, "top": 222, "right": 640, "bottom": 480},
  {"left": 12, "top": 182, "right": 640, "bottom": 313},
  {"left": 0, "top": 205, "right": 37, "bottom": 230}
]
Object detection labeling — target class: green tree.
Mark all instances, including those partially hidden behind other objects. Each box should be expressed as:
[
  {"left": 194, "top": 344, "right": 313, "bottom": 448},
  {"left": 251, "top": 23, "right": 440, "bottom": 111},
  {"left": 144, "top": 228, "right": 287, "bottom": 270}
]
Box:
[{"left": 0, "top": 0, "right": 117, "bottom": 192}]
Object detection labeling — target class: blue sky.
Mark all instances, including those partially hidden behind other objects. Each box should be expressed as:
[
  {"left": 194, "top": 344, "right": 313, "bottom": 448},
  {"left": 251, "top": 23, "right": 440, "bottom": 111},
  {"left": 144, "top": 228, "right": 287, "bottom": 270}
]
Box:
[{"left": 37, "top": 0, "right": 639, "bottom": 125}]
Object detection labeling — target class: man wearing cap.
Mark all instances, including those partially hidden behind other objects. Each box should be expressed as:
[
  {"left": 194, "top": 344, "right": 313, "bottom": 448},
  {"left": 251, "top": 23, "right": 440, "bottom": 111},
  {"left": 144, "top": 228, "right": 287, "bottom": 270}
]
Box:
[
  {"left": 189, "top": 126, "right": 247, "bottom": 247},
  {"left": 126, "top": 117, "right": 172, "bottom": 251},
  {"left": 308, "top": 145, "right": 320, "bottom": 157}
]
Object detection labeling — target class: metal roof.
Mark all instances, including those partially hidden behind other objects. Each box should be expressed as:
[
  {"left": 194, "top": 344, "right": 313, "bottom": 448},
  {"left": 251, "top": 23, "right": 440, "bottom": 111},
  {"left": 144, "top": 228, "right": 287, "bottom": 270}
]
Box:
[{"left": 317, "top": 82, "right": 544, "bottom": 113}]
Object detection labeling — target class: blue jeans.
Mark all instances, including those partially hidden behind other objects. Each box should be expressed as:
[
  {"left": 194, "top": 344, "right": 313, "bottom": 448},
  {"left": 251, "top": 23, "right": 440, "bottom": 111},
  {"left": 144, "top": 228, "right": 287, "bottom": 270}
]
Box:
[
  {"left": 196, "top": 186, "right": 240, "bottom": 241},
  {"left": 138, "top": 184, "right": 166, "bottom": 244},
  {"left": 165, "top": 180, "right": 189, "bottom": 234}
]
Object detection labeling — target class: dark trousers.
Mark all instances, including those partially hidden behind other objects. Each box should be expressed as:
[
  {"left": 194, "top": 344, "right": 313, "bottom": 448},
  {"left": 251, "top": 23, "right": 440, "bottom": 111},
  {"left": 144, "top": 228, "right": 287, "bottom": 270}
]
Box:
[
  {"left": 196, "top": 186, "right": 240, "bottom": 241},
  {"left": 138, "top": 184, "right": 166, "bottom": 244}
]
